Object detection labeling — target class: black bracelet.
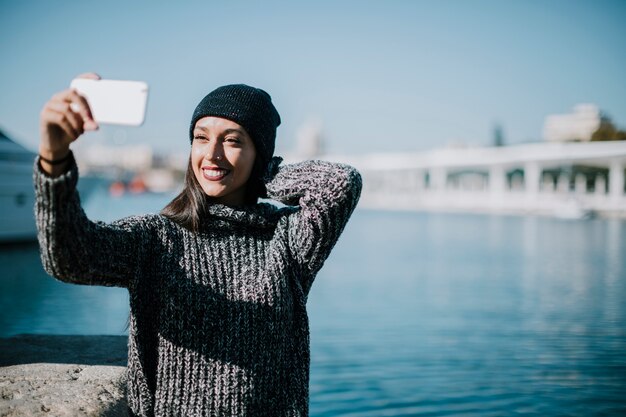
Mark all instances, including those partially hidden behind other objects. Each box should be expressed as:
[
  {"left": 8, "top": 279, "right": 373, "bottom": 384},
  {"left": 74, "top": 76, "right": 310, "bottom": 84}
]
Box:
[{"left": 39, "top": 152, "right": 72, "bottom": 165}]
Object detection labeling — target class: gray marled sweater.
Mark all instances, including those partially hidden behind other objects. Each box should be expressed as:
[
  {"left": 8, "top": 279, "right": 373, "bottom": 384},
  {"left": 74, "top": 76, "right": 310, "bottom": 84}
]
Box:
[{"left": 34, "top": 155, "right": 361, "bottom": 417}]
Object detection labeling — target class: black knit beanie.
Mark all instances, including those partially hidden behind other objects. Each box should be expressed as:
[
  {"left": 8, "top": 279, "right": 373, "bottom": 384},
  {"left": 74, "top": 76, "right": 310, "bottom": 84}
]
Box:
[{"left": 189, "top": 84, "right": 281, "bottom": 170}]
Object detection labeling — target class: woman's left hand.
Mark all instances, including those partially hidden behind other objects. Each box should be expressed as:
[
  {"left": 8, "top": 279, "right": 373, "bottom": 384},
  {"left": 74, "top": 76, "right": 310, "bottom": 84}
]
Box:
[{"left": 262, "top": 156, "right": 283, "bottom": 184}]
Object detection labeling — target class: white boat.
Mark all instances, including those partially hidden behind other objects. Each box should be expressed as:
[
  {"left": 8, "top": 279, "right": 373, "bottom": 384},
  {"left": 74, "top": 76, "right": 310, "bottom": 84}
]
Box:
[{"left": 0, "top": 129, "right": 37, "bottom": 242}]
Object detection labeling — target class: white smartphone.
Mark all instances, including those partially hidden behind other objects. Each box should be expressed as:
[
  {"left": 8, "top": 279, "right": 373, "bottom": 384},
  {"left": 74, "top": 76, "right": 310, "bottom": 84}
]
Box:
[{"left": 70, "top": 78, "right": 149, "bottom": 126}]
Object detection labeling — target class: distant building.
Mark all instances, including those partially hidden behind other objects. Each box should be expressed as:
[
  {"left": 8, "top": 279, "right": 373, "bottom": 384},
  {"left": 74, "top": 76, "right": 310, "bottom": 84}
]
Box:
[
  {"left": 493, "top": 123, "right": 505, "bottom": 147},
  {"left": 74, "top": 144, "right": 153, "bottom": 174},
  {"left": 542, "top": 104, "right": 604, "bottom": 142},
  {"left": 294, "top": 118, "right": 324, "bottom": 159}
]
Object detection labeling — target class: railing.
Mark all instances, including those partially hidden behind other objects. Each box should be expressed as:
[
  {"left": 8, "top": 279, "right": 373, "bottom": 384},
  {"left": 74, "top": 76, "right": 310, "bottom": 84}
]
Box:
[{"left": 314, "top": 141, "right": 626, "bottom": 218}]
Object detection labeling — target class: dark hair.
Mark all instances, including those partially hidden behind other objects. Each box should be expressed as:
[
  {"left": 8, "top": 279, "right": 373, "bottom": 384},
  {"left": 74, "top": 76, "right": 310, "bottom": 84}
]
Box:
[{"left": 161, "top": 156, "right": 267, "bottom": 232}]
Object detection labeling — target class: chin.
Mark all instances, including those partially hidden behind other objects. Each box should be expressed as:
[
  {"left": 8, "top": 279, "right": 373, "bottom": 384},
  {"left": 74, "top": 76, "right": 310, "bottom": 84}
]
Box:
[{"left": 202, "top": 188, "right": 227, "bottom": 199}]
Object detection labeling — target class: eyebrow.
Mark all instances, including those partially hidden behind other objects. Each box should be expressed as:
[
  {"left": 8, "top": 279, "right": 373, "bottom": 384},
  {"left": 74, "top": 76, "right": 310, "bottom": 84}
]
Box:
[
  {"left": 222, "top": 128, "right": 246, "bottom": 136},
  {"left": 194, "top": 126, "right": 247, "bottom": 136}
]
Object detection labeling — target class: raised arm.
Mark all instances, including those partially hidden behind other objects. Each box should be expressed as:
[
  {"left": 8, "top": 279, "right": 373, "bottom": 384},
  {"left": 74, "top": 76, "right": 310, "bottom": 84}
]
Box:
[
  {"left": 265, "top": 159, "right": 362, "bottom": 294},
  {"left": 35, "top": 73, "right": 147, "bottom": 287}
]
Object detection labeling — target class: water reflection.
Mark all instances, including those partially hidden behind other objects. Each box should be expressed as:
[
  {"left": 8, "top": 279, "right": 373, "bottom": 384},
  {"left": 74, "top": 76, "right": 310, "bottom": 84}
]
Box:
[
  {"left": 1, "top": 206, "right": 625, "bottom": 415},
  {"left": 0, "top": 242, "right": 129, "bottom": 336},
  {"left": 309, "top": 211, "right": 626, "bottom": 416}
]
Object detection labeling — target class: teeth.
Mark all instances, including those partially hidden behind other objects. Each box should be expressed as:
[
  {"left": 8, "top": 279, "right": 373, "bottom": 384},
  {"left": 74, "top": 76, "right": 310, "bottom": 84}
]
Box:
[{"left": 204, "top": 169, "right": 227, "bottom": 178}]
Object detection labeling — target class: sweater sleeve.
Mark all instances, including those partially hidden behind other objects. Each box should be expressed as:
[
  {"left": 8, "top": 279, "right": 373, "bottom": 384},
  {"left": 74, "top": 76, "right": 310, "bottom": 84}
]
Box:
[
  {"left": 265, "top": 160, "right": 362, "bottom": 293},
  {"left": 33, "top": 154, "right": 147, "bottom": 288}
]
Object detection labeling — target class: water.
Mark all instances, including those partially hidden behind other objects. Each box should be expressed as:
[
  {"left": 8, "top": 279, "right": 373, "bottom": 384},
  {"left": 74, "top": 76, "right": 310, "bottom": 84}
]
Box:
[{"left": 1, "top": 189, "right": 625, "bottom": 416}]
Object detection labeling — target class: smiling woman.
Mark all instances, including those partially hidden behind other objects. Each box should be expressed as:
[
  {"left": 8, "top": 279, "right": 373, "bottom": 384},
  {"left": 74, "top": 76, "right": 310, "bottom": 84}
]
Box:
[
  {"left": 34, "top": 78, "right": 362, "bottom": 416},
  {"left": 161, "top": 84, "right": 283, "bottom": 231}
]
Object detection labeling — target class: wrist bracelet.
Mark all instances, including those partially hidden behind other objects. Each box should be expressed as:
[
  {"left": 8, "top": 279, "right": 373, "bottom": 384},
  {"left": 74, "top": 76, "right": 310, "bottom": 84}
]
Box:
[{"left": 39, "top": 152, "right": 72, "bottom": 165}]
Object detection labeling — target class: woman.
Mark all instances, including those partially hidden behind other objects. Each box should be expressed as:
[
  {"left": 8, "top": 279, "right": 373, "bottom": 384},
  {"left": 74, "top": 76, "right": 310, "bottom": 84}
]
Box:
[{"left": 35, "top": 73, "right": 362, "bottom": 416}]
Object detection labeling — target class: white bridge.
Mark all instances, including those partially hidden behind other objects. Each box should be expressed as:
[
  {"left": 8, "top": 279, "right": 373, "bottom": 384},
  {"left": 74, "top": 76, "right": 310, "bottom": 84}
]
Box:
[{"left": 325, "top": 141, "right": 626, "bottom": 218}]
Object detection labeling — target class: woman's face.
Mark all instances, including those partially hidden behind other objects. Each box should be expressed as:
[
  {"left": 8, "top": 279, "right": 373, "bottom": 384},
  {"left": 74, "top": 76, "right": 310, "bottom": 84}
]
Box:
[{"left": 191, "top": 116, "right": 256, "bottom": 206}]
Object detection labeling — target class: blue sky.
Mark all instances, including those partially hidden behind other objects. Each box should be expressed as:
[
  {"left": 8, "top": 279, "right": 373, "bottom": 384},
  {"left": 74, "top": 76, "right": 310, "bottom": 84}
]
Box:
[{"left": 1, "top": 0, "right": 625, "bottom": 155}]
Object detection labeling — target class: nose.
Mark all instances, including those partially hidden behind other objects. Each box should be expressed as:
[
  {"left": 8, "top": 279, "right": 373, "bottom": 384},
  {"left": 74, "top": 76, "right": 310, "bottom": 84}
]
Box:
[{"left": 204, "top": 140, "right": 224, "bottom": 162}]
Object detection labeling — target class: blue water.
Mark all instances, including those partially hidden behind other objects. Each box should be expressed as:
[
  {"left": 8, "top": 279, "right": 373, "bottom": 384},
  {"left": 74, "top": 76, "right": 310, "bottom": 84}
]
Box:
[{"left": 1, "top": 189, "right": 625, "bottom": 416}]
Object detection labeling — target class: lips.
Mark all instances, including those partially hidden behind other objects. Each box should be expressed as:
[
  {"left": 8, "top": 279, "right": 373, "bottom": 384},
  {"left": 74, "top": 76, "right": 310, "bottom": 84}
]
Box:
[{"left": 202, "top": 166, "right": 230, "bottom": 181}]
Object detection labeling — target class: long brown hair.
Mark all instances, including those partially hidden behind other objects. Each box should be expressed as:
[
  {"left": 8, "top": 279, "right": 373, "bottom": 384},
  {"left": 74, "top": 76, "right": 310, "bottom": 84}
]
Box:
[{"left": 161, "top": 156, "right": 267, "bottom": 232}]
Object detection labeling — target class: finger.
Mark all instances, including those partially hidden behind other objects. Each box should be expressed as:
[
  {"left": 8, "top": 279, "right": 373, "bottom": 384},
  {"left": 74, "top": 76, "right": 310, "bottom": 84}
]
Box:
[
  {"left": 51, "top": 89, "right": 75, "bottom": 103},
  {"left": 65, "top": 106, "right": 86, "bottom": 136},
  {"left": 46, "top": 99, "right": 76, "bottom": 115},
  {"left": 46, "top": 100, "right": 86, "bottom": 135},
  {"left": 45, "top": 109, "right": 80, "bottom": 140},
  {"left": 64, "top": 90, "right": 99, "bottom": 130},
  {"left": 76, "top": 72, "right": 101, "bottom": 80},
  {"left": 72, "top": 94, "right": 98, "bottom": 129},
  {"left": 49, "top": 89, "right": 97, "bottom": 131}
]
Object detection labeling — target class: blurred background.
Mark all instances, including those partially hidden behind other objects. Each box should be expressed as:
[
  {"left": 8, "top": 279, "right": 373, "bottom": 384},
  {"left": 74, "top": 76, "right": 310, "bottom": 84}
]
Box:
[{"left": 1, "top": 0, "right": 625, "bottom": 415}]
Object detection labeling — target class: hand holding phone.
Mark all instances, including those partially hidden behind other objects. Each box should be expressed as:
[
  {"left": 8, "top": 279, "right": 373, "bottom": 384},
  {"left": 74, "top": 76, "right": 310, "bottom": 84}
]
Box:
[{"left": 70, "top": 78, "right": 149, "bottom": 126}]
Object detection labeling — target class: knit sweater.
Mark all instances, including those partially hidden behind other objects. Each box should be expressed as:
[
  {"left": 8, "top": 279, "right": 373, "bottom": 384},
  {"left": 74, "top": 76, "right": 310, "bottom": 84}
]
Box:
[{"left": 34, "top": 155, "right": 361, "bottom": 417}]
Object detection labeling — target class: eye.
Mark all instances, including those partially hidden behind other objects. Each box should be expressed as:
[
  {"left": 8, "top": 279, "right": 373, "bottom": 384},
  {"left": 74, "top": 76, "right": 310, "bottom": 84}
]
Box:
[
  {"left": 225, "top": 136, "right": 241, "bottom": 144},
  {"left": 193, "top": 135, "right": 207, "bottom": 141}
]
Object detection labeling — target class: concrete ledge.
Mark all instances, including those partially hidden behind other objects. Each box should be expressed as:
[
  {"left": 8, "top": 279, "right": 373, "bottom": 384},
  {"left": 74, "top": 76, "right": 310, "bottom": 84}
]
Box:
[
  {"left": 1, "top": 363, "right": 127, "bottom": 416},
  {"left": 0, "top": 335, "right": 129, "bottom": 416}
]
